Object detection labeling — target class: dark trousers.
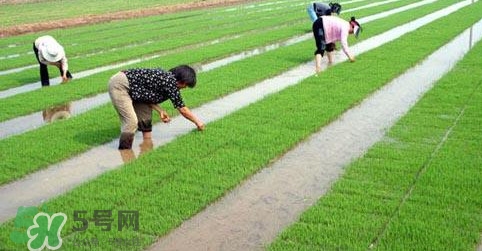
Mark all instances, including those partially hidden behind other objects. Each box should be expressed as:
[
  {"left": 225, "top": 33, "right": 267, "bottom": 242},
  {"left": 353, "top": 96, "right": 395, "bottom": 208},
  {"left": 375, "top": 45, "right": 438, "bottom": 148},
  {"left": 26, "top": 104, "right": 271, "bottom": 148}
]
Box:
[
  {"left": 32, "top": 43, "right": 72, "bottom": 86},
  {"left": 312, "top": 18, "right": 335, "bottom": 56}
]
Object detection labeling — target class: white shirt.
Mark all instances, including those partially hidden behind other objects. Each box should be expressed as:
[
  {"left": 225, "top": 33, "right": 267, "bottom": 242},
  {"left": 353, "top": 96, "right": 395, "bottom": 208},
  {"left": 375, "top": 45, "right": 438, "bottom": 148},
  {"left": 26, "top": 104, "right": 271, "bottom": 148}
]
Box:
[{"left": 34, "top": 35, "right": 68, "bottom": 73}]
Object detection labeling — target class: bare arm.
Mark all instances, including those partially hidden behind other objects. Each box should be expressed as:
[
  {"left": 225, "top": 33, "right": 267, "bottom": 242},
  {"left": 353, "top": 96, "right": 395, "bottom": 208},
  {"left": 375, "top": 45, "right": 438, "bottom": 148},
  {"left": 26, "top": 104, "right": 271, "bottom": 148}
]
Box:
[
  {"left": 340, "top": 30, "right": 355, "bottom": 62},
  {"left": 178, "top": 106, "right": 204, "bottom": 130}
]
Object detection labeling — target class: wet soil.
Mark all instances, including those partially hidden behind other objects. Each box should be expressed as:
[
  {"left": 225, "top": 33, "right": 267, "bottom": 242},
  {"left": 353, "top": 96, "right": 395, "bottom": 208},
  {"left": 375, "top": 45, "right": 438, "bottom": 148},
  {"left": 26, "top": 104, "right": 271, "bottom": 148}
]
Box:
[{"left": 0, "top": 0, "right": 259, "bottom": 37}]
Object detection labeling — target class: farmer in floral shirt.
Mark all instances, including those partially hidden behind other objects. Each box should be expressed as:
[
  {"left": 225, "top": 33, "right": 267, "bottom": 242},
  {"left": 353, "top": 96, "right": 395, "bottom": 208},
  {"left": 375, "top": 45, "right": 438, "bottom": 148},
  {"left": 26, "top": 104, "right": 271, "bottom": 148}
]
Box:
[{"left": 108, "top": 65, "right": 204, "bottom": 149}]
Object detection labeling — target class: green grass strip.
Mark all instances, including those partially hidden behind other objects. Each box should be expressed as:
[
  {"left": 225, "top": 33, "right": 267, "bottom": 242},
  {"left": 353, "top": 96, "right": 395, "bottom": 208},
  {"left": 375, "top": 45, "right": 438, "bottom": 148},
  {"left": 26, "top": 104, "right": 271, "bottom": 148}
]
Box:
[
  {"left": 0, "top": 39, "right": 312, "bottom": 185},
  {"left": 375, "top": 48, "right": 482, "bottom": 250},
  {"left": 0, "top": 0, "right": 462, "bottom": 185},
  {"left": 1, "top": 2, "right": 481, "bottom": 250},
  {"left": 0, "top": 23, "right": 308, "bottom": 120},
  {"left": 0, "top": 3, "right": 305, "bottom": 59},
  {"left": 0, "top": 0, "right": 460, "bottom": 121},
  {"left": 0, "top": 0, "right": 414, "bottom": 67},
  {"left": 268, "top": 16, "right": 482, "bottom": 251},
  {"left": 0, "top": 1, "right": 307, "bottom": 87},
  {"left": 0, "top": 0, "right": 407, "bottom": 89}
]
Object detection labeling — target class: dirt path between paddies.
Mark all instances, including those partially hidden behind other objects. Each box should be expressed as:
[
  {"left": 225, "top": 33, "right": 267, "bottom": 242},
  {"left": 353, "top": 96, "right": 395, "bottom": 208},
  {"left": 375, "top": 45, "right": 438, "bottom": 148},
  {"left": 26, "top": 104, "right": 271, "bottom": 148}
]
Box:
[
  {"left": 149, "top": 18, "right": 482, "bottom": 251},
  {"left": 0, "top": 0, "right": 259, "bottom": 37},
  {"left": 0, "top": 0, "right": 477, "bottom": 225}
]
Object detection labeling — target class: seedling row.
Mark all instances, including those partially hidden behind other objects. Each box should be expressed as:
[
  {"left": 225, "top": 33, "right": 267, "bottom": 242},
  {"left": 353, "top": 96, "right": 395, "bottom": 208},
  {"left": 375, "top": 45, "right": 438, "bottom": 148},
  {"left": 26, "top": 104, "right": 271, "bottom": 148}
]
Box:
[{"left": 1, "top": 0, "right": 481, "bottom": 250}]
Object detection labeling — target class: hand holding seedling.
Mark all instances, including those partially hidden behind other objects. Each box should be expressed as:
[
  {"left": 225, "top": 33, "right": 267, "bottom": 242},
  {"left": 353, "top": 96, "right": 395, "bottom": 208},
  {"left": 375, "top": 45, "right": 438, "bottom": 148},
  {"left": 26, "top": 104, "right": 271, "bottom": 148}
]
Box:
[
  {"left": 61, "top": 74, "right": 69, "bottom": 83},
  {"left": 196, "top": 122, "right": 205, "bottom": 131},
  {"left": 178, "top": 106, "right": 205, "bottom": 131}
]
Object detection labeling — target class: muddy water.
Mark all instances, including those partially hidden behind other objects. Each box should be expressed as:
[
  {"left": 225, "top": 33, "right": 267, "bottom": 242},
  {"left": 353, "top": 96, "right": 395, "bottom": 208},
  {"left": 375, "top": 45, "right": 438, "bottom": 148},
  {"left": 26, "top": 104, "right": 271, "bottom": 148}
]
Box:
[
  {"left": 148, "top": 19, "right": 482, "bottom": 251},
  {"left": 0, "top": 0, "right": 429, "bottom": 100},
  {"left": 0, "top": 1, "right": 477, "bottom": 225},
  {"left": 0, "top": 93, "right": 109, "bottom": 139}
]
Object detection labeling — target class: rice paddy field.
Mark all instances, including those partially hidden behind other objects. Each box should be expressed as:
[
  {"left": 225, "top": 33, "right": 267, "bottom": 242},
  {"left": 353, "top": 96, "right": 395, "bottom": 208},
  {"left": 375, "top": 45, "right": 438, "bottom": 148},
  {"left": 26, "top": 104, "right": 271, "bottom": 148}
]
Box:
[{"left": 0, "top": 0, "right": 481, "bottom": 250}]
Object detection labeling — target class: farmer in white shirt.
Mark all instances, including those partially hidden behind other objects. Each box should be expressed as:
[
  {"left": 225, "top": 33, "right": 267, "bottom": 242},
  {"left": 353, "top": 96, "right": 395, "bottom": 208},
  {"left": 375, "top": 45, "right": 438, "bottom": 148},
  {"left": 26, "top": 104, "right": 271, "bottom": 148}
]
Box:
[{"left": 33, "top": 35, "right": 72, "bottom": 86}]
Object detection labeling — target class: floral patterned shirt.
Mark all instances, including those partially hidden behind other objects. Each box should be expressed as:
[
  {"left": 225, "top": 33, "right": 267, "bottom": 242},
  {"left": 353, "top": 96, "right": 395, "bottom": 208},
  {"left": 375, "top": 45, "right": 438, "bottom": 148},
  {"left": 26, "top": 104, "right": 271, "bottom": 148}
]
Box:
[{"left": 123, "top": 68, "right": 185, "bottom": 108}]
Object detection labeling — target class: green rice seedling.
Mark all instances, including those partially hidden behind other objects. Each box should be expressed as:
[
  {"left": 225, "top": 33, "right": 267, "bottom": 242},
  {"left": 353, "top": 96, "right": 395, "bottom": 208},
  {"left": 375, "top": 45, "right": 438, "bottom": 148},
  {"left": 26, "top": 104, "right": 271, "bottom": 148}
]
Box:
[
  {"left": 0, "top": 41, "right": 311, "bottom": 185},
  {"left": 0, "top": 0, "right": 462, "bottom": 120},
  {"left": 0, "top": 4, "right": 301, "bottom": 60},
  {"left": 0, "top": 6, "right": 306, "bottom": 86},
  {"left": 0, "top": 0, "right": 312, "bottom": 60},
  {"left": 1, "top": 2, "right": 481, "bottom": 250},
  {"left": 0, "top": 0, "right": 475, "bottom": 187},
  {"left": 268, "top": 7, "right": 482, "bottom": 251},
  {"left": 0, "top": 0, "right": 435, "bottom": 87}
]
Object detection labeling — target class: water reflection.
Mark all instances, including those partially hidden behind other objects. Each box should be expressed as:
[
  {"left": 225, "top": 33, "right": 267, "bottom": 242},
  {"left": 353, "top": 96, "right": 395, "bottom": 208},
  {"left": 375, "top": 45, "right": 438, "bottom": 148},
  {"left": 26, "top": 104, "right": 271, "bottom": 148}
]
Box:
[
  {"left": 42, "top": 103, "right": 71, "bottom": 123},
  {"left": 118, "top": 138, "right": 154, "bottom": 163},
  {"left": 139, "top": 137, "right": 153, "bottom": 155},
  {"left": 119, "top": 149, "right": 136, "bottom": 163}
]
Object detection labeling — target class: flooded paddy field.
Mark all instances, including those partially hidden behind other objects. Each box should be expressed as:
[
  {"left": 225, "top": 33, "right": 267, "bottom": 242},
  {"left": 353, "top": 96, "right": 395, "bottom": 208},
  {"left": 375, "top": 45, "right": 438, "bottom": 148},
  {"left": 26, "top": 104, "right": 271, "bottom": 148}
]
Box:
[{"left": 0, "top": 0, "right": 481, "bottom": 250}]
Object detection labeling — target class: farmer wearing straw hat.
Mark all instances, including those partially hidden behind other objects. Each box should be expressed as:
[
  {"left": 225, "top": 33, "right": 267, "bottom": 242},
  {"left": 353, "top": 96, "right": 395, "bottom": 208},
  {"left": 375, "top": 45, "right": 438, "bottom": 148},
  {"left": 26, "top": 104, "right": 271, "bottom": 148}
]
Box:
[
  {"left": 33, "top": 35, "right": 72, "bottom": 86},
  {"left": 108, "top": 65, "right": 204, "bottom": 150},
  {"left": 307, "top": 2, "right": 342, "bottom": 22},
  {"left": 312, "top": 16, "right": 362, "bottom": 73}
]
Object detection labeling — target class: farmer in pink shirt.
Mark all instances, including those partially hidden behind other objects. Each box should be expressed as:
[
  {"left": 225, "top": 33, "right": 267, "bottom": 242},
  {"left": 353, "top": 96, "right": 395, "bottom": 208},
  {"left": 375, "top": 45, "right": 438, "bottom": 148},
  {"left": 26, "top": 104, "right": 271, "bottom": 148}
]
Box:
[{"left": 312, "top": 16, "right": 362, "bottom": 73}]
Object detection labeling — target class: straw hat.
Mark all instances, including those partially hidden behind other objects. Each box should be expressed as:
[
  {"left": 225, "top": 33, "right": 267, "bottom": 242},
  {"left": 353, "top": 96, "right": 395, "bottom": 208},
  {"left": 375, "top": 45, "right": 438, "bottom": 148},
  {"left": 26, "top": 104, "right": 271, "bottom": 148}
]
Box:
[{"left": 40, "top": 40, "right": 65, "bottom": 62}]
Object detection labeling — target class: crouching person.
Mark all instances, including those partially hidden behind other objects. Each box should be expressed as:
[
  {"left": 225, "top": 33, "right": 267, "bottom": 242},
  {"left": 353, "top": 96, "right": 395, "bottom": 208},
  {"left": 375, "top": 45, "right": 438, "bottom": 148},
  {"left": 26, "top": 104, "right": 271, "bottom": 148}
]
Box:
[
  {"left": 33, "top": 35, "right": 73, "bottom": 86},
  {"left": 108, "top": 65, "right": 205, "bottom": 150},
  {"left": 307, "top": 2, "right": 342, "bottom": 22}
]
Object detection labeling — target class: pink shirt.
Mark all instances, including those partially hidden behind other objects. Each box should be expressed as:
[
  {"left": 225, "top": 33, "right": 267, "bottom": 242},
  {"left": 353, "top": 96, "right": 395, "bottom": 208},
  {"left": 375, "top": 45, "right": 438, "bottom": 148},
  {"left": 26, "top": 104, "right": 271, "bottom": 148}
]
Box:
[{"left": 322, "top": 16, "right": 352, "bottom": 58}]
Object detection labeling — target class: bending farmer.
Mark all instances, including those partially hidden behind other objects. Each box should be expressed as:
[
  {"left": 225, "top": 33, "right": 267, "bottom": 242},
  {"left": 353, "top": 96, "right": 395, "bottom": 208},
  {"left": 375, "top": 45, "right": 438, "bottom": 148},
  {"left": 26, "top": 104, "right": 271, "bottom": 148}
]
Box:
[
  {"left": 108, "top": 65, "right": 205, "bottom": 150},
  {"left": 312, "top": 16, "right": 361, "bottom": 73},
  {"left": 307, "top": 2, "right": 342, "bottom": 22},
  {"left": 33, "top": 35, "right": 72, "bottom": 86}
]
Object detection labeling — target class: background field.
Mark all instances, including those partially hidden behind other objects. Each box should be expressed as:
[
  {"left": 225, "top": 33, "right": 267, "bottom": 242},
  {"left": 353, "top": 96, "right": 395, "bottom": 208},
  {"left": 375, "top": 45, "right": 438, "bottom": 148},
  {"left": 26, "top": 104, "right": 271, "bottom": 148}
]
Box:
[{"left": 0, "top": 0, "right": 258, "bottom": 28}]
